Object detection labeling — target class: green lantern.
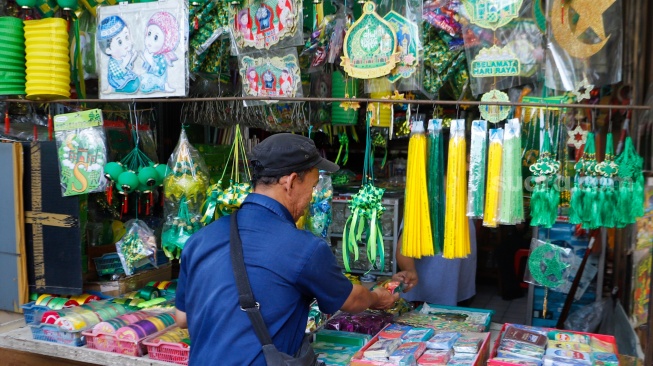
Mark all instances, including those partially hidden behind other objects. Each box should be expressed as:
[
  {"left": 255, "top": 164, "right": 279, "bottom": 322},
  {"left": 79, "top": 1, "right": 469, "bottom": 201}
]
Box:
[
  {"left": 56, "top": 0, "right": 78, "bottom": 9},
  {"left": 16, "top": 0, "right": 37, "bottom": 7},
  {"left": 104, "top": 162, "right": 124, "bottom": 181},
  {"left": 117, "top": 171, "right": 139, "bottom": 194},
  {"left": 138, "top": 166, "right": 159, "bottom": 187},
  {"left": 154, "top": 163, "right": 169, "bottom": 186}
]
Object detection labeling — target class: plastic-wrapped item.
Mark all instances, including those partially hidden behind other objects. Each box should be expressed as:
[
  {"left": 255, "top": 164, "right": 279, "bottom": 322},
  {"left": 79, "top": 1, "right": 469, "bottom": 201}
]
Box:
[
  {"left": 524, "top": 239, "right": 573, "bottom": 291},
  {"left": 74, "top": 11, "right": 98, "bottom": 80},
  {"left": 545, "top": 0, "right": 622, "bottom": 91},
  {"left": 467, "top": 120, "right": 488, "bottom": 218},
  {"left": 443, "top": 119, "right": 470, "bottom": 259},
  {"left": 461, "top": 0, "right": 545, "bottom": 96},
  {"left": 427, "top": 119, "right": 445, "bottom": 254},
  {"left": 54, "top": 109, "right": 108, "bottom": 197},
  {"left": 307, "top": 171, "right": 333, "bottom": 238},
  {"left": 324, "top": 310, "right": 394, "bottom": 335},
  {"left": 161, "top": 129, "right": 210, "bottom": 259},
  {"left": 116, "top": 219, "right": 158, "bottom": 276},
  {"left": 228, "top": 0, "right": 304, "bottom": 55},
  {"left": 96, "top": 0, "right": 189, "bottom": 99},
  {"left": 483, "top": 128, "right": 503, "bottom": 227},
  {"left": 238, "top": 48, "right": 303, "bottom": 106},
  {"left": 498, "top": 118, "right": 524, "bottom": 225}
]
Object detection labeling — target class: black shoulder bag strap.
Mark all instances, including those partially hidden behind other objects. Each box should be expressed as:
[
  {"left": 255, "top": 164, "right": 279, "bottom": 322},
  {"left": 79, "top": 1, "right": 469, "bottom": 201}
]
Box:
[{"left": 230, "top": 211, "right": 275, "bottom": 346}]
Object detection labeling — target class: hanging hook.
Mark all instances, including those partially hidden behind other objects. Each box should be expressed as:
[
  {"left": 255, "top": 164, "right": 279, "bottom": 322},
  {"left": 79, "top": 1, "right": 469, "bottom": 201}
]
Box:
[
  {"left": 456, "top": 103, "right": 460, "bottom": 120},
  {"left": 608, "top": 109, "right": 613, "bottom": 132}
]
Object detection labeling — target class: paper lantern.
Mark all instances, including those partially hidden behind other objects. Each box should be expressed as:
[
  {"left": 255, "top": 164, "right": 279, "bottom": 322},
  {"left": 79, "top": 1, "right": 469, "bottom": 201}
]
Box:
[
  {"left": 331, "top": 71, "right": 358, "bottom": 125},
  {"left": 0, "top": 17, "right": 26, "bottom": 95},
  {"left": 24, "top": 18, "right": 71, "bottom": 100}
]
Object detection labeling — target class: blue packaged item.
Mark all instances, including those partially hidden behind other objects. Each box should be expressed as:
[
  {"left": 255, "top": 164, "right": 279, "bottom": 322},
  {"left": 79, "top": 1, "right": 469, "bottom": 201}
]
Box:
[
  {"left": 401, "top": 327, "right": 435, "bottom": 342},
  {"left": 590, "top": 352, "right": 618, "bottom": 366},
  {"left": 544, "top": 349, "right": 591, "bottom": 364},
  {"left": 379, "top": 323, "right": 413, "bottom": 339},
  {"left": 542, "top": 355, "right": 591, "bottom": 366},
  {"left": 497, "top": 348, "right": 544, "bottom": 362},
  {"left": 426, "top": 331, "right": 460, "bottom": 350},
  {"left": 389, "top": 342, "right": 426, "bottom": 364}
]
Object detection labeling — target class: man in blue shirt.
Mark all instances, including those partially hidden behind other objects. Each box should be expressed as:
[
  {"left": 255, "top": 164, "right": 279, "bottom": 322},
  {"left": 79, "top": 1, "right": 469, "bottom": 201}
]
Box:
[{"left": 175, "top": 134, "right": 398, "bottom": 365}]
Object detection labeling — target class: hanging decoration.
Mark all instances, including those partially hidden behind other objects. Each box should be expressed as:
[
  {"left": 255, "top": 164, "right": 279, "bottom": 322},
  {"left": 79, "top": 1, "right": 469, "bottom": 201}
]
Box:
[
  {"left": 427, "top": 119, "right": 444, "bottom": 255},
  {"left": 238, "top": 51, "right": 302, "bottom": 102},
  {"left": 335, "top": 131, "right": 349, "bottom": 166},
  {"left": 479, "top": 89, "right": 511, "bottom": 123},
  {"left": 566, "top": 123, "right": 588, "bottom": 149},
  {"left": 498, "top": 118, "right": 524, "bottom": 225},
  {"left": 307, "top": 171, "right": 333, "bottom": 239},
  {"left": 572, "top": 77, "right": 594, "bottom": 102},
  {"left": 55, "top": 109, "right": 108, "bottom": 197},
  {"left": 332, "top": 71, "right": 359, "bottom": 125},
  {"left": 545, "top": 0, "right": 622, "bottom": 90},
  {"left": 161, "top": 128, "right": 210, "bottom": 259},
  {"left": 24, "top": 18, "right": 71, "bottom": 100},
  {"left": 467, "top": 120, "right": 488, "bottom": 218},
  {"left": 402, "top": 120, "right": 433, "bottom": 259},
  {"left": 200, "top": 125, "right": 252, "bottom": 224},
  {"left": 0, "top": 16, "right": 26, "bottom": 96},
  {"left": 470, "top": 45, "right": 521, "bottom": 78},
  {"left": 96, "top": 0, "right": 189, "bottom": 99},
  {"left": 461, "top": 0, "right": 523, "bottom": 30},
  {"left": 443, "top": 119, "right": 470, "bottom": 259},
  {"left": 342, "top": 107, "right": 386, "bottom": 272},
  {"left": 529, "top": 129, "right": 561, "bottom": 228},
  {"left": 596, "top": 133, "right": 619, "bottom": 228},
  {"left": 527, "top": 239, "right": 572, "bottom": 289},
  {"left": 116, "top": 219, "right": 158, "bottom": 276},
  {"left": 341, "top": 1, "right": 399, "bottom": 79},
  {"left": 614, "top": 136, "right": 645, "bottom": 227},
  {"left": 569, "top": 132, "right": 601, "bottom": 229},
  {"left": 483, "top": 128, "right": 503, "bottom": 228},
  {"left": 229, "top": 0, "right": 303, "bottom": 50},
  {"left": 383, "top": 10, "right": 419, "bottom": 83}
]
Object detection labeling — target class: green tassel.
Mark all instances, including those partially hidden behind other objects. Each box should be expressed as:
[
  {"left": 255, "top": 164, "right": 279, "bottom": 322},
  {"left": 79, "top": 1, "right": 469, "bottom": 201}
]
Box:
[
  {"left": 569, "top": 181, "right": 582, "bottom": 224},
  {"left": 600, "top": 179, "right": 617, "bottom": 228},
  {"left": 547, "top": 179, "right": 560, "bottom": 227}
]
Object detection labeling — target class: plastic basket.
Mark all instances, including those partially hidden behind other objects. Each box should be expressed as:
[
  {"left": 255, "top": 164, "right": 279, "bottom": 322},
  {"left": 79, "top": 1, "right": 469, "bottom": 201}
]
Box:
[
  {"left": 143, "top": 326, "right": 190, "bottom": 365},
  {"left": 30, "top": 323, "right": 85, "bottom": 346},
  {"left": 21, "top": 301, "right": 49, "bottom": 324},
  {"left": 84, "top": 324, "right": 175, "bottom": 357}
]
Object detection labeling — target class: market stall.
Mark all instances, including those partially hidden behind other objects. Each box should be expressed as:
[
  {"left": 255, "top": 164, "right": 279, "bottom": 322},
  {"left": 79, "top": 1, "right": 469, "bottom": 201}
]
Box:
[{"left": 0, "top": 0, "right": 651, "bottom": 365}]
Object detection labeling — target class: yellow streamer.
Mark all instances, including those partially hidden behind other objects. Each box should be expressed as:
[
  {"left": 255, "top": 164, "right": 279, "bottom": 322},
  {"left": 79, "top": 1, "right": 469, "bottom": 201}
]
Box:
[
  {"left": 483, "top": 129, "right": 504, "bottom": 228},
  {"left": 443, "top": 120, "right": 470, "bottom": 259},
  {"left": 403, "top": 124, "right": 433, "bottom": 258}
]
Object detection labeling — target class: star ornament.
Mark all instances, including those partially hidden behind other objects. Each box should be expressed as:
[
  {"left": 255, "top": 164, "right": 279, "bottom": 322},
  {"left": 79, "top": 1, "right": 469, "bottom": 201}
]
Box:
[
  {"left": 569, "top": 0, "right": 616, "bottom": 39},
  {"left": 340, "top": 93, "right": 361, "bottom": 111},
  {"left": 567, "top": 125, "right": 588, "bottom": 149},
  {"left": 572, "top": 77, "right": 594, "bottom": 102},
  {"left": 542, "top": 249, "right": 570, "bottom": 283}
]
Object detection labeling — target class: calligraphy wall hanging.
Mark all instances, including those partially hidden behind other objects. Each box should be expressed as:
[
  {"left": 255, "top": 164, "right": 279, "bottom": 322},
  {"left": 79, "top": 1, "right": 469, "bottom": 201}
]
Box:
[
  {"left": 545, "top": 0, "right": 622, "bottom": 91},
  {"left": 341, "top": 1, "right": 400, "bottom": 79},
  {"left": 96, "top": 0, "right": 189, "bottom": 99}
]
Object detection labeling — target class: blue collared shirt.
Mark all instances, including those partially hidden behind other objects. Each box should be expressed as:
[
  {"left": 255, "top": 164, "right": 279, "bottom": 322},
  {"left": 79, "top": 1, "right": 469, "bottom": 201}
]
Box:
[{"left": 176, "top": 193, "right": 352, "bottom": 365}]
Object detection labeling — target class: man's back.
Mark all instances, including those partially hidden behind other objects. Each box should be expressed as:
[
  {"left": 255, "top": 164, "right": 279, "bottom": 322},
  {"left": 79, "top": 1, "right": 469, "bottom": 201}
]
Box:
[{"left": 176, "top": 194, "right": 351, "bottom": 365}]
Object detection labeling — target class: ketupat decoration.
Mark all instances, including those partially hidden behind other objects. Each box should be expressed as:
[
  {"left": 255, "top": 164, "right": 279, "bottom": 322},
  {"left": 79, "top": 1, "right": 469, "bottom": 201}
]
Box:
[
  {"left": 529, "top": 129, "right": 561, "bottom": 228},
  {"left": 427, "top": 119, "right": 445, "bottom": 254},
  {"left": 116, "top": 219, "right": 158, "bottom": 276},
  {"left": 402, "top": 120, "right": 433, "bottom": 259},
  {"left": 595, "top": 133, "right": 619, "bottom": 228},
  {"left": 200, "top": 125, "right": 252, "bottom": 224},
  {"left": 443, "top": 119, "right": 470, "bottom": 259},
  {"left": 342, "top": 108, "right": 386, "bottom": 272},
  {"left": 161, "top": 128, "right": 210, "bottom": 259},
  {"left": 614, "top": 136, "right": 645, "bottom": 227}
]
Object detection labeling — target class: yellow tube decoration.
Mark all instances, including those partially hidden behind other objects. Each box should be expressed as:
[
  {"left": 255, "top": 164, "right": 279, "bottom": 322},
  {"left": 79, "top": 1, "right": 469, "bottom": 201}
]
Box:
[
  {"left": 402, "top": 121, "right": 433, "bottom": 258},
  {"left": 443, "top": 119, "right": 470, "bottom": 259},
  {"left": 483, "top": 128, "right": 504, "bottom": 228}
]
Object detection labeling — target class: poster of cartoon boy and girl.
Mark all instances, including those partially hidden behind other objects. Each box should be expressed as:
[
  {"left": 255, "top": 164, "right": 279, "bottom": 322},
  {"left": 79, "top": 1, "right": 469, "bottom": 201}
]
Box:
[
  {"left": 240, "top": 54, "right": 300, "bottom": 100},
  {"left": 97, "top": 1, "right": 186, "bottom": 99},
  {"left": 233, "top": 0, "right": 296, "bottom": 49}
]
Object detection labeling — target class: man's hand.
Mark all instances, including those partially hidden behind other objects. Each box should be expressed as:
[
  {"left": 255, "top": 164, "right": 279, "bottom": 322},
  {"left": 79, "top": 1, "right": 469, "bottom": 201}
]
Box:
[
  {"left": 392, "top": 269, "right": 418, "bottom": 292},
  {"left": 369, "top": 287, "right": 400, "bottom": 310}
]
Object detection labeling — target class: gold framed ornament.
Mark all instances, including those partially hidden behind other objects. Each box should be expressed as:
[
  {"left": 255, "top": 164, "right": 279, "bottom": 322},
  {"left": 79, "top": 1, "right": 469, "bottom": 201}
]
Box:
[{"left": 340, "top": 1, "right": 400, "bottom": 79}]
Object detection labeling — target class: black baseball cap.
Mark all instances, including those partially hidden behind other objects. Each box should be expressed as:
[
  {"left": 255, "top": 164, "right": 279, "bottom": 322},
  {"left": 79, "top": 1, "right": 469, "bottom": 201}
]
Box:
[{"left": 250, "top": 133, "right": 339, "bottom": 176}]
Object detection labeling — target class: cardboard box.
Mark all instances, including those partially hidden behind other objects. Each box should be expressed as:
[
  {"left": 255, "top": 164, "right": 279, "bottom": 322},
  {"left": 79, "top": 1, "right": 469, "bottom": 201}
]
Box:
[
  {"left": 84, "top": 263, "right": 172, "bottom": 297},
  {"left": 487, "top": 323, "right": 618, "bottom": 365}
]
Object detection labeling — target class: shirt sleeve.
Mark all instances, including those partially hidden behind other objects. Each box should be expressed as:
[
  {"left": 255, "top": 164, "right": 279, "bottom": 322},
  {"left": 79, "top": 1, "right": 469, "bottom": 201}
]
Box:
[
  {"left": 175, "top": 250, "right": 188, "bottom": 312},
  {"left": 295, "top": 239, "right": 353, "bottom": 314}
]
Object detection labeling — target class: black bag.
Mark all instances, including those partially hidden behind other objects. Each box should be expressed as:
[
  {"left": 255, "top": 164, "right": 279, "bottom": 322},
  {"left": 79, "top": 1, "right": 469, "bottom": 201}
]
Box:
[{"left": 230, "top": 212, "right": 322, "bottom": 366}]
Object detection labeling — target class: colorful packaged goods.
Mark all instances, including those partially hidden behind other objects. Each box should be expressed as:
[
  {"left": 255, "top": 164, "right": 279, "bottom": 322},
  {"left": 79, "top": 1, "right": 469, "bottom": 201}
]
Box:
[
  {"left": 426, "top": 331, "right": 460, "bottom": 350},
  {"left": 388, "top": 342, "right": 427, "bottom": 364},
  {"left": 401, "top": 327, "right": 435, "bottom": 342},
  {"left": 417, "top": 349, "right": 452, "bottom": 365},
  {"left": 363, "top": 338, "right": 402, "bottom": 360},
  {"left": 379, "top": 324, "right": 413, "bottom": 339}
]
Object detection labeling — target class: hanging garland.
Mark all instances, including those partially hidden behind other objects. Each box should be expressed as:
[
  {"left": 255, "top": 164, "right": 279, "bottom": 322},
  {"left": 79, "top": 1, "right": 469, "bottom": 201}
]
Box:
[
  {"left": 427, "top": 119, "right": 445, "bottom": 254},
  {"left": 402, "top": 120, "right": 433, "bottom": 259},
  {"left": 443, "top": 119, "right": 470, "bottom": 259}
]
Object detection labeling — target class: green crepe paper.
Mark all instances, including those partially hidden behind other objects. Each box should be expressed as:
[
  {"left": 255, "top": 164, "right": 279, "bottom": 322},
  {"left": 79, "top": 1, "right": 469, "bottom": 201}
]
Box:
[
  {"left": 467, "top": 120, "right": 487, "bottom": 219},
  {"left": 428, "top": 119, "right": 444, "bottom": 254},
  {"left": 342, "top": 110, "right": 386, "bottom": 272},
  {"left": 615, "top": 136, "right": 645, "bottom": 227},
  {"left": 596, "top": 133, "right": 619, "bottom": 228},
  {"left": 529, "top": 129, "right": 561, "bottom": 229},
  {"left": 498, "top": 119, "right": 524, "bottom": 225}
]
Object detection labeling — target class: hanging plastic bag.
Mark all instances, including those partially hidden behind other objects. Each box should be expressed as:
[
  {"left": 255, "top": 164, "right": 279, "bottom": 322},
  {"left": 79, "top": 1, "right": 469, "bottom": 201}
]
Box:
[
  {"left": 498, "top": 118, "right": 524, "bottom": 225},
  {"left": 523, "top": 238, "right": 574, "bottom": 292},
  {"left": 161, "top": 128, "right": 210, "bottom": 259},
  {"left": 116, "top": 219, "right": 158, "bottom": 276},
  {"left": 467, "top": 120, "right": 488, "bottom": 218},
  {"left": 74, "top": 11, "right": 97, "bottom": 80},
  {"left": 483, "top": 128, "right": 503, "bottom": 228},
  {"left": 307, "top": 171, "right": 333, "bottom": 238},
  {"left": 54, "top": 109, "right": 108, "bottom": 197},
  {"left": 563, "top": 297, "right": 608, "bottom": 333}
]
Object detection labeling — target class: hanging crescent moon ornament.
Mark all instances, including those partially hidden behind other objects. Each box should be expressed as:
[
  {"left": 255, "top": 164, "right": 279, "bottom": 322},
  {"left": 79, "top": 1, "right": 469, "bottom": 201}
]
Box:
[{"left": 550, "top": 0, "right": 616, "bottom": 59}]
